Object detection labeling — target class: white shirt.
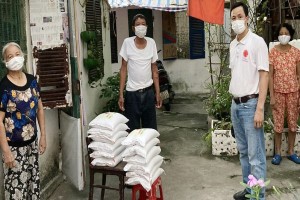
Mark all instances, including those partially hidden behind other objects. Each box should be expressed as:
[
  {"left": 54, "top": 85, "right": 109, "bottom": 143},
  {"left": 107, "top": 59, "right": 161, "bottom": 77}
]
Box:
[
  {"left": 229, "top": 30, "right": 269, "bottom": 97},
  {"left": 119, "top": 36, "right": 158, "bottom": 91}
]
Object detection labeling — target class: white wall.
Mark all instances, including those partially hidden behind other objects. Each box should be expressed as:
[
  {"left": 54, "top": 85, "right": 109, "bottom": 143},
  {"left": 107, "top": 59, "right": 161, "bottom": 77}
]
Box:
[
  {"left": 111, "top": 8, "right": 221, "bottom": 93},
  {"left": 39, "top": 110, "right": 60, "bottom": 190}
]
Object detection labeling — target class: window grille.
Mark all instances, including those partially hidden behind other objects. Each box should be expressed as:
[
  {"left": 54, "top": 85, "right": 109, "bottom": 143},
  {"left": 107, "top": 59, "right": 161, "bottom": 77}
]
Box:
[{"left": 33, "top": 45, "right": 69, "bottom": 109}]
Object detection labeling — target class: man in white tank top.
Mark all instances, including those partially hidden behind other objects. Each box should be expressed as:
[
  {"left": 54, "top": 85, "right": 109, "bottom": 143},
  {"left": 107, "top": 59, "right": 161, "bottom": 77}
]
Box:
[{"left": 118, "top": 14, "right": 162, "bottom": 131}]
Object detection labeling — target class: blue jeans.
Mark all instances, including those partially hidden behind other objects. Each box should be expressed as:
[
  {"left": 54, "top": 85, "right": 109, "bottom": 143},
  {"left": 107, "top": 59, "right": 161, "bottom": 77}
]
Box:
[
  {"left": 231, "top": 98, "right": 266, "bottom": 200},
  {"left": 124, "top": 88, "right": 157, "bottom": 131}
]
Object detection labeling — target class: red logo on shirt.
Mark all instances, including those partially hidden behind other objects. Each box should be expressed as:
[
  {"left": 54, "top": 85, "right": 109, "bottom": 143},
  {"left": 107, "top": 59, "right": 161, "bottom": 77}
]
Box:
[{"left": 243, "top": 50, "right": 248, "bottom": 57}]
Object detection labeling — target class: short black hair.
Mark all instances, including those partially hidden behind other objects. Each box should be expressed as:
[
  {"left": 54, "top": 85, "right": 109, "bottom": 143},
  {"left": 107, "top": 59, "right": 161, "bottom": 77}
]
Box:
[
  {"left": 275, "top": 23, "right": 295, "bottom": 40},
  {"left": 132, "top": 14, "right": 146, "bottom": 26},
  {"left": 231, "top": 2, "right": 249, "bottom": 17}
]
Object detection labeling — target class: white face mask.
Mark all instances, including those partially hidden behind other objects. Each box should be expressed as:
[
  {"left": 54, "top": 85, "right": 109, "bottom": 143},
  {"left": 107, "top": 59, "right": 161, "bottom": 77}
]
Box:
[
  {"left": 135, "top": 25, "right": 147, "bottom": 38},
  {"left": 6, "top": 56, "right": 24, "bottom": 71},
  {"left": 278, "top": 35, "right": 291, "bottom": 45},
  {"left": 232, "top": 19, "right": 246, "bottom": 35}
]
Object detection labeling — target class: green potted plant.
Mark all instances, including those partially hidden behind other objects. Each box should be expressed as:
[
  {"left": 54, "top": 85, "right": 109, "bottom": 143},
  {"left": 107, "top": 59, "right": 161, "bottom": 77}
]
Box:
[
  {"left": 83, "top": 48, "right": 99, "bottom": 70},
  {"left": 80, "top": 30, "right": 96, "bottom": 43}
]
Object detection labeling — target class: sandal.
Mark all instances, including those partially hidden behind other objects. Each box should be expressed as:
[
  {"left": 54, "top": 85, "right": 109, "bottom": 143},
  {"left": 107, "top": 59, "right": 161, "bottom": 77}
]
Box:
[
  {"left": 287, "top": 154, "right": 300, "bottom": 164},
  {"left": 271, "top": 154, "right": 282, "bottom": 165}
]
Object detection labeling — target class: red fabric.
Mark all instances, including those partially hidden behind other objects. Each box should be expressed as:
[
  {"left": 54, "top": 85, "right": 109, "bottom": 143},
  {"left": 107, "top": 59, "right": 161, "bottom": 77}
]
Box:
[{"left": 188, "top": 0, "right": 224, "bottom": 25}]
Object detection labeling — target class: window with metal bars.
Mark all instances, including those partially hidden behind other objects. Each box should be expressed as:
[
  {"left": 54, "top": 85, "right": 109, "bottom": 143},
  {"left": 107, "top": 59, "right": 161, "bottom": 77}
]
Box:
[
  {"left": 33, "top": 45, "right": 69, "bottom": 109},
  {"left": 0, "top": 0, "right": 26, "bottom": 78},
  {"left": 85, "top": 0, "right": 104, "bottom": 83}
]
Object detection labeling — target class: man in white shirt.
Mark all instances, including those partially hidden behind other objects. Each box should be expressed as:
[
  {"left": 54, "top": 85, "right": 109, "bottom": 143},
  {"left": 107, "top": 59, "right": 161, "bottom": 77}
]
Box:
[
  {"left": 230, "top": 2, "right": 269, "bottom": 200},
  {"left": 118, "top": 14, "right": 162, "bottom": 131}
]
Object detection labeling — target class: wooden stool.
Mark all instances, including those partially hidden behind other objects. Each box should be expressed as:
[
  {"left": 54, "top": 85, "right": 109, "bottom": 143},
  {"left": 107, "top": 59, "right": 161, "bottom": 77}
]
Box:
[
  {"left": 132, "top": 177, "right": 164, "bottom": 200},
  {"left": 86, "top": 137, "right": 126, "bottom": 200}
]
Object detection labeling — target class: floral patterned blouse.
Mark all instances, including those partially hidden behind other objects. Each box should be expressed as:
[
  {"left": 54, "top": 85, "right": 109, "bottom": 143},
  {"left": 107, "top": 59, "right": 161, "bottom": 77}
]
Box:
[
  {"left": 0, "top": 73, "right": 40, "bottom": 147},
  {"left": 269, "top": 46, "right": 300, "bottom": 93}
]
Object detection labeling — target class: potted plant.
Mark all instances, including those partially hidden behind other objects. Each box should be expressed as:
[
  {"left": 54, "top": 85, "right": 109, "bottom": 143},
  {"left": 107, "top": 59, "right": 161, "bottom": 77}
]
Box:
[
  {"left": 83, "top": 48, "right": 99, "bottom": 70},
  {"left": 80, "top": 30, "right": 96, "bottom": 43}
]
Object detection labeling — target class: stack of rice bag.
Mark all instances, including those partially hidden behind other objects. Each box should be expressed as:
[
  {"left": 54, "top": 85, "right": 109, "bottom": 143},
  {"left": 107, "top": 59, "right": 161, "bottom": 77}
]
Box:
[
  {"left": 121, "top": 128, "right": 164, "bottom": 191},
  {"left": 88, "top": 112, "right": 129, "bottom": 167}
]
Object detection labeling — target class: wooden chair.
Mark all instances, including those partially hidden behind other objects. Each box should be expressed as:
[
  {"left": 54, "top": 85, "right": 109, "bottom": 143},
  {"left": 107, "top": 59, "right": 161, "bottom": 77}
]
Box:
[{"left": 86, "top": 137, "right": 126, "bottom": 200}]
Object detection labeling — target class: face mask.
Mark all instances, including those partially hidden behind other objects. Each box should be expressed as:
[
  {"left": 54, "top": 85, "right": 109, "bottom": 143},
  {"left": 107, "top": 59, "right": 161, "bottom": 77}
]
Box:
[
  {"left": 232, "top": 20, "right": 246, "bottom": 35},
  {"left": 278, "top": 35, "right": 291, "bottom": 45},
  {"left": 135, "top": 25, "right": 147, "bottom": 38},
  {"left": 6, "top": 56, "right": 24, "bottom": 71}
]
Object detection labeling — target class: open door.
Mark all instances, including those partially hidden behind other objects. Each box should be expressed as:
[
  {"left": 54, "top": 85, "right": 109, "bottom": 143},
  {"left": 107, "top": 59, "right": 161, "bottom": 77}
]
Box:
[{"left": 60, "top": 111, "right": 84, "bottom": 190}]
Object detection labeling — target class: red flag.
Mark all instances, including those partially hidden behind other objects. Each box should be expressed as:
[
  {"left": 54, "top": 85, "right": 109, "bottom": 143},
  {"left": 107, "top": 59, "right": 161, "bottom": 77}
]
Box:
[{"left": 188, "top": 0, "right": 225, "bottom": 25}]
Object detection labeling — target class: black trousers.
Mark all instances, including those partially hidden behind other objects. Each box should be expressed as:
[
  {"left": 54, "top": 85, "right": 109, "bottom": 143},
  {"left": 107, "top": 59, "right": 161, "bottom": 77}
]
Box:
[{"left": 124, "top": 88, "right": 157, "bottom": 131}]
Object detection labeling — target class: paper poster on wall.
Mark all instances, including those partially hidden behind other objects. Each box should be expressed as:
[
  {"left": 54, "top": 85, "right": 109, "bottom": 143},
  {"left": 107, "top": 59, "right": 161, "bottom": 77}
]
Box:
[
  {"left": 29, "top": 0, "right": 69, "bottom": 49},
  {"left": 162, "top": 12, "right": 177, "bottom": 60}
]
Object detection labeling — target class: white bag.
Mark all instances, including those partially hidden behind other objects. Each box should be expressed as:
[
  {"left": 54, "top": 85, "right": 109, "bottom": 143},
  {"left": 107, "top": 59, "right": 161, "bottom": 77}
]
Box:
[
  {"left": 87, "top": 124, "right": 129, "bottom": 137},
  {"left": 123, "top": 146, "right": 161, "bottom": 165},
  {"left": 91, "top": 153, "right": 123, "bottom": 167},
  {"left": 88, "top": 131, "right": 128, "bottom": 144},
  {"left": 122, "top": 128, "right": 160, "bottom": 147},
  {"left": 124, "top": 155, "right": 163, "bottom": 174},
  {"left": 126, "top": 159, "right": 163, "bottom": 181},
  {"left": 89, "top": 112, "right": 129, "bottom": 130},
  {"left": 125, "top": 168, "right": 164, "bottom": 192},
  {"left": 88, "top": 137, "right": 125, "bottom": 153},
  {"left": 122, "top": 138, "right": 160, "bottom": 158},
  {"left": 90, "top": 145, "right": 125, "bottom": 159}
]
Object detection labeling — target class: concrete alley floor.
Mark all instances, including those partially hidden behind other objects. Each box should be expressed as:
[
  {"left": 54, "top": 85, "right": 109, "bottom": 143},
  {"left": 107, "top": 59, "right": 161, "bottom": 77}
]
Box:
[{"left": 47, "top": 94, "right": 300, "bottom": 200}]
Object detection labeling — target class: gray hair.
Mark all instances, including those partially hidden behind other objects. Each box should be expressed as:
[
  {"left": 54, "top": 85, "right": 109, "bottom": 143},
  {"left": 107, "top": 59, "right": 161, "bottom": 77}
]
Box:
[{"left": 2, "top": 42, "right": 24, "bottom": 62}]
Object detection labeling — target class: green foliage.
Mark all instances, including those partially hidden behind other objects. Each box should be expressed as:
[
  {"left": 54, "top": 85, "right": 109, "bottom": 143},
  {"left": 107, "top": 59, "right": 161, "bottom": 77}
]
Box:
[
  {"left": 205, "top": 75, "right": 232, "bottom": 122},
  {"left": 100, "top": 72, "right": 121, "bottom": 112},
  {"left": 203, "top": 130, "right": 212, "bottom": 149},
  {"left": 264, "top": 118, "right": 274, "bottom": 133}
]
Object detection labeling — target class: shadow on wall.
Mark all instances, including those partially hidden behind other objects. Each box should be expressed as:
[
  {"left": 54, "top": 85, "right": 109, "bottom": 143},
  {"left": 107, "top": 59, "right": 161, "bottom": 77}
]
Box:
[{"left": 172, "top": 80, "right": 189, "bottom": 93}]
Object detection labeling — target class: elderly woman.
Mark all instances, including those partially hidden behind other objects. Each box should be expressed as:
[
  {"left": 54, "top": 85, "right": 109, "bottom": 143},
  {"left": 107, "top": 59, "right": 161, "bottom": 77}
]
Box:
[
  {"left": 269, "top": 23, "right": 300, "bottom": 165},
  {"left": 0, "top": 42, "right": 46, "bottom": 199}
]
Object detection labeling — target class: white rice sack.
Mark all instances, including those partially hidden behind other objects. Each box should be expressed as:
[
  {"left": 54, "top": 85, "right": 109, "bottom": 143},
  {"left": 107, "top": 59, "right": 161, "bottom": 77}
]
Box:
[
  {"left": 90, "top": 145, "right": 125, "bottom": 159},
  {"left": 124, "top": 155, "right": 163, "bottom": 174},
  {"left": 125, "top": 168, "right": 164, "bottom": 192},
  {"left": 91, "top": 153, "right": 123, "bottom": 167},
  {"left": 87, "top": 124, "right": 129, "bottom": 137},
  {"left": 126, "top": 159, "right": 163, "bottom": 181},
  {"left": 123, "top": 146, "right": 161, "bottom": 165},
  {"left": 89, "top": 112, "right": 129, "bottom": 130},
  {"left": 122, "top": 129, "right": 160, "bottom": 147},
  {"left": 88, "top": 131, "right": 128, "bottom": 144},
  {"left": 122, "top": 138, "right": 160, "bottom": 158},
  {"left": 88, "top": 137, "right": 125, "bottom": 153}
]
